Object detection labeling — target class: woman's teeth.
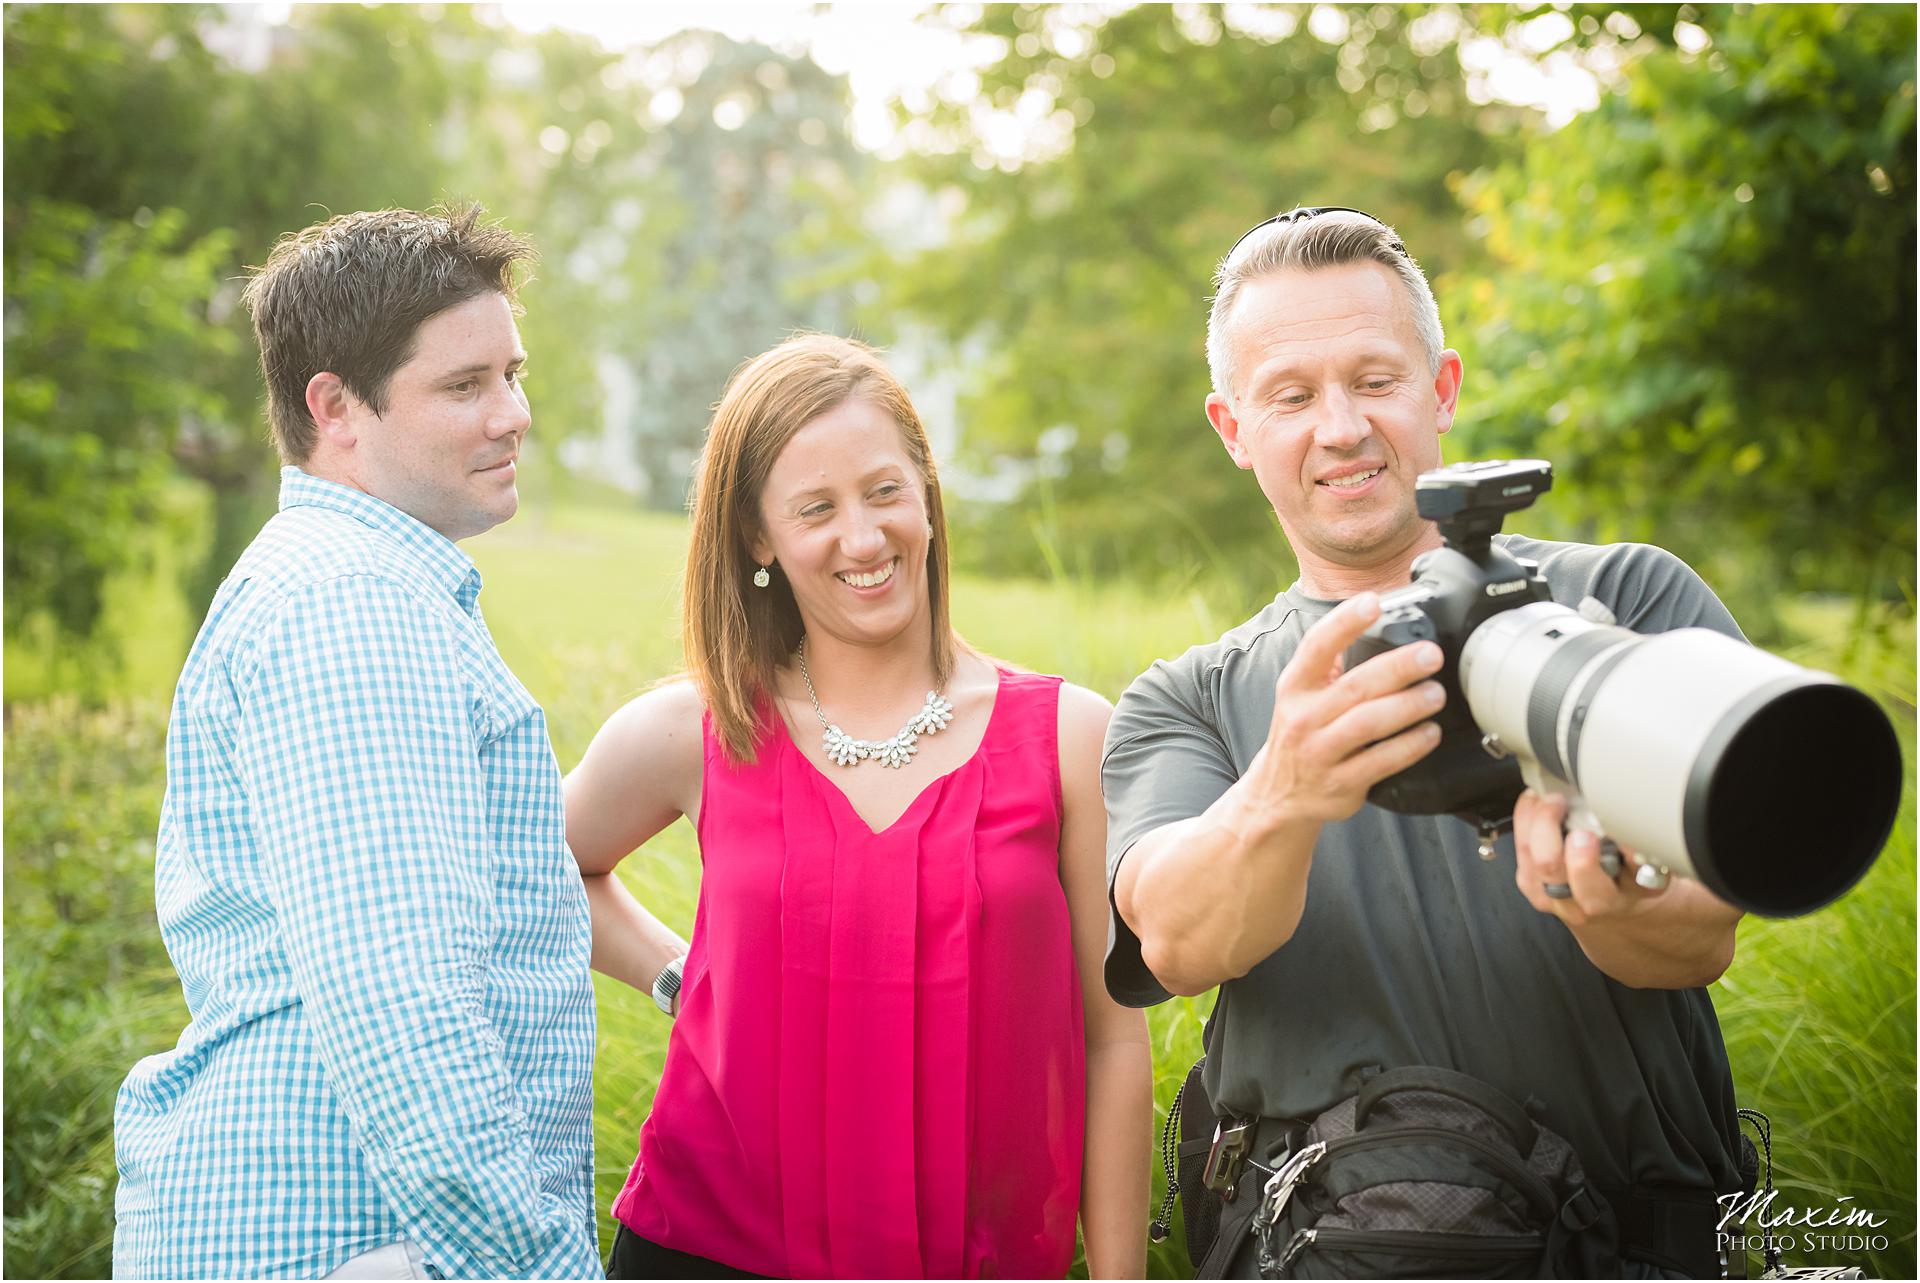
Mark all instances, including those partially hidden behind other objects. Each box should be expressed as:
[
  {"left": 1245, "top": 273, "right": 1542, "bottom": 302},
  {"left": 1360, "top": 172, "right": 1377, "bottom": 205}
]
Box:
[{"left": 838, "top": 560, "right": 896, "bottom": 588}]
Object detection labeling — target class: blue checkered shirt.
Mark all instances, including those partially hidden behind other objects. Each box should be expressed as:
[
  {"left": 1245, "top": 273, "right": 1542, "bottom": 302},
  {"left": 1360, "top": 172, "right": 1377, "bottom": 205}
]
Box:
[{"left": 114, "top": 469, "right": 599, "bottom": 1279}]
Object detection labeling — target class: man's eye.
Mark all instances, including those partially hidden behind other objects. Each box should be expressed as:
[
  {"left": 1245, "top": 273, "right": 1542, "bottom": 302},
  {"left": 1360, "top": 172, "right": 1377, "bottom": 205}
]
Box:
[
  {"left": 450, "top": 381, "right": 476, "bottom": 395},
  {"left": 1362, "top": 378, "right": 1394, "bottom": 392},
  {"left": 1280, "top": 392, "right": 1312, "bottom": 406},
  {"left": 802, "top": 504, "right": 831, "bottom": 519},
  {"left": 507, "top": 368, "right": 529, "bottom": 385}
]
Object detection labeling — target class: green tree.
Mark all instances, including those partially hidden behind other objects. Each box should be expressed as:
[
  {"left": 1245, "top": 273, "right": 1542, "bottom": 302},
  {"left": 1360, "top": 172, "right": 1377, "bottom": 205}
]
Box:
[
  {"left": 3, "top": 6, "right": 237, "bottom": 643},
  {"left": 2, "top": 6, "right": 693, "bottom": 651},
  {"left": 1453, "top": 4, "right": 1915, "bottom": 629},
  {"left": 621, "top": 34, "right": 868, "bottom": 509},
  {"left": 4, "top": 4, "right": 488, "bottom": 647},
  {"left": 4, "top": 6, "right": 873, "bottom": 654},
  {"left": 883, "top": 4, "right": 1522, "bottom": 589},
  {"left": 3, "top": 204, "right": 235, "bottom": 641}
]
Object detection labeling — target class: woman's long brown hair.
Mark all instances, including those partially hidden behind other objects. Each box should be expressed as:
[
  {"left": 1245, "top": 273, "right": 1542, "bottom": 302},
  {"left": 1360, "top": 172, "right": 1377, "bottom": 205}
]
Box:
[{"left": 683, "top": 334, "right": 956, "bottom": 764}]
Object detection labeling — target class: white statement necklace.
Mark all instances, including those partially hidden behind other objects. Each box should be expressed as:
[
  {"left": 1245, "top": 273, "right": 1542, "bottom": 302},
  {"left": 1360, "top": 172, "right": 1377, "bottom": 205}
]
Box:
[{"left": 797, "top": 638, "right": 954, "bottom": 769}]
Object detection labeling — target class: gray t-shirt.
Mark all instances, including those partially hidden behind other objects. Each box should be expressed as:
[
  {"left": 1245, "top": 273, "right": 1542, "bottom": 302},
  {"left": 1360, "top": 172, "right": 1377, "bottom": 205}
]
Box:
[{"left": 1102, "top": 534, "right": 1745, "bottom": 1194}]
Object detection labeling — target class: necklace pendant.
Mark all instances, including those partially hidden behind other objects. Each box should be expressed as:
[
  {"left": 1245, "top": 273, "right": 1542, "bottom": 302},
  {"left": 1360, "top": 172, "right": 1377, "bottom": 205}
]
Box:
[
  {"left": 910, "top": 691, "right": 955, "bottom": 736},
  {"left": 823, "top": 724, "right": 867, "bottom": 767},
  {"left": 874, "top": 732, "right": 918, "bottom": 769}
]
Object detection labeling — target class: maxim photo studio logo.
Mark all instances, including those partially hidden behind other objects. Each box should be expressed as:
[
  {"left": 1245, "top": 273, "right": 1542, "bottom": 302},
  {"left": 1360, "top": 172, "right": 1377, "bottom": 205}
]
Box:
[{"left": 1716, "top": 1188, "right": 1891, "bottom": 1258}]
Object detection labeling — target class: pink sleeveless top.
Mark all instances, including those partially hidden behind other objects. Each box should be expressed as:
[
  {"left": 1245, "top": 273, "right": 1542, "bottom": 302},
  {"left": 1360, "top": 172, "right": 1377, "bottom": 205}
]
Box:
[{"left": 611, "top": 668, "right": 1086, "bottom": 1278}]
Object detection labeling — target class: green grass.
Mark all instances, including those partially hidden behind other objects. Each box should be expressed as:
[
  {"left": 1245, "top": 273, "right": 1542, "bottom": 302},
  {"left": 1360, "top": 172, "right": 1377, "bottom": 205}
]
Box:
[
  {"left": 3, "top": 698, "right": 187, "bottom": 1279},
  {"left": 1712, "top": 672, "right": 1917, "bottom": 1277},
  {"left": 4, "top": 492, "right": 1913, "bottom": 1278}
]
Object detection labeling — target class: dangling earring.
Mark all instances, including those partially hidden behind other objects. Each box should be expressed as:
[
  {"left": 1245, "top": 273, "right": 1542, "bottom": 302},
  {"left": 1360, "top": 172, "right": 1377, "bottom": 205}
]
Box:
[{"left": 752, "top": 564, "right": 771, "bottom": 589}]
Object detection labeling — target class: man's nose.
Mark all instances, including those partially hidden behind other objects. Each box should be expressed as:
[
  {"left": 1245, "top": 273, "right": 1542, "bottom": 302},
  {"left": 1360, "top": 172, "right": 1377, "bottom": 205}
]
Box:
[
  {"left": 1312, "top": 389, "right": 1372, "bottom": 451},
  {"left": 490, "top": 380, "right": 531, "bottom": 438}
]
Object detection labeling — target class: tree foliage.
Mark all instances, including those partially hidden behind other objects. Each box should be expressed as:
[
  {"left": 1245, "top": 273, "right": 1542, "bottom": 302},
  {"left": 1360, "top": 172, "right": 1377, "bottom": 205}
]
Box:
[
  {"left": 620, "top": 34, "right": 868, "bottom": 508},
  {"left": 3, "top": 204, "right": 235, "bottom": 639},
  {"left": 881, "top": 4, "right": 1524, "bottom": 588},
  {"left": 882, "top": 3, "right": 1913, "bottom": 621},
  {"left": 4, "top": 7, "right": 238, "bottom": 639},
  {"left": 1454, "top": 3, "right": 1915, "bottom": 623},
  {"left": 7, "top": 4, "right": 1911, "bottom": 647},
  {"left": 2, "top": 6, "right": 861, "bottom": 653}
]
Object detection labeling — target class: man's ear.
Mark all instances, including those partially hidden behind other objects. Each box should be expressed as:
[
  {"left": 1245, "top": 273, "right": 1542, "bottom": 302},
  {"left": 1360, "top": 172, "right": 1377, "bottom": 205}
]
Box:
[
  {"left": 305, "top": 372, "right": 362, "bottom": 451},
  {"left": 1205, "top": 392, "right": 1255, "bottom": 470},
  {"left": 1433, "top": 350, "right": 1464, "bottom": 436}
]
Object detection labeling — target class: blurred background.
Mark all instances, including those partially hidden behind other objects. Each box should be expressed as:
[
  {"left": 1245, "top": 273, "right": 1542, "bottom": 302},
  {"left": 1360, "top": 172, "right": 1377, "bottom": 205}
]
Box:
[{"left": 4, "top": 3, "right": 1913, "bottom": 1278}]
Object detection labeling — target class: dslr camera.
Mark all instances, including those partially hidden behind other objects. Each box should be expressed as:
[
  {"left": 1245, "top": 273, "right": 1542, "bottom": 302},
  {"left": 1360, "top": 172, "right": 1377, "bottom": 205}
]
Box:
[{"left": 1344, "top": 460, "right": 1902, "bottom": 917}]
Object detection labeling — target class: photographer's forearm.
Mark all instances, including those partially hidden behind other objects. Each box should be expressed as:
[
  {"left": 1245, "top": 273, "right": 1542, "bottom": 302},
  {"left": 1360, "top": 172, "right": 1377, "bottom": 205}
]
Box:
[
  {"left": 1116, "top": 783, "right": 1322, "bottom": 995},
  {"left": 582, "top": 872, "right": 687, "bottom": 996},
  {"left": 1568, "top": 881, "right": 1742, "bottom": 989}
]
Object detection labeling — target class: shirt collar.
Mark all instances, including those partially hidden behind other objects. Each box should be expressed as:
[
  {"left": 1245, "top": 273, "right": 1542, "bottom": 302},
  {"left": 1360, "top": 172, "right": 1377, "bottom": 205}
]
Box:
[{"left": 278, "top": 467, "right": 483, "bottom": 610}]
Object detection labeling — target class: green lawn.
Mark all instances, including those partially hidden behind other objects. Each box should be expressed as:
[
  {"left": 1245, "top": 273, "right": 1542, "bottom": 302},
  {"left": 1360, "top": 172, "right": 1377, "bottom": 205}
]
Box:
[{"left": 4, "top": 491, "right": 1912, "bottom": 1278}]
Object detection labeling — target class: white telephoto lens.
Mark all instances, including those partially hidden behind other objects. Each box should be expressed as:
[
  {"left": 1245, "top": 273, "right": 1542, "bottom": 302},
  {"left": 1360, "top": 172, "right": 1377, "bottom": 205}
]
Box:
[{"left": 1461, "top": 603, "right": 1900, "bottom": 916}]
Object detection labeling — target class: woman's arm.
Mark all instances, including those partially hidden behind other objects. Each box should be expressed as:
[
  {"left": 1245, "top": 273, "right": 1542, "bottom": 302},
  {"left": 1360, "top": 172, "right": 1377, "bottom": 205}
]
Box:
[
  {"left": 1059, "top": 682, "right": 1153, "bottom": 1279},
  {"left": 563, "top": 680, "right": 706, "bottom": 998}
]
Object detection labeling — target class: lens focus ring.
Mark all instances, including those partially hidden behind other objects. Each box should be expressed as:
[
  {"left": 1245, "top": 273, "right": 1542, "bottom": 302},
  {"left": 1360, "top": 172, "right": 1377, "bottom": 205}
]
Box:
[{"left": 1525, "top": 628, "right": 1634, "bottom": 784}]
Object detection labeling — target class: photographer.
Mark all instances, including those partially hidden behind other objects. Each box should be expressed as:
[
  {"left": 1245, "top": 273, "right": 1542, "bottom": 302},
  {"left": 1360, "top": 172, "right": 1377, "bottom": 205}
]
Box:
[{"left": 1104, "top": 208, "right": 1746, "bottom": 1278}]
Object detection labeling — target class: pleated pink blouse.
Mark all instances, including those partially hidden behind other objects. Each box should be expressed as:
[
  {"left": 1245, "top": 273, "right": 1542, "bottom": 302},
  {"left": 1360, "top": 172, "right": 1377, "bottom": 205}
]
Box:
[{"left": 611, "top": 667, "right": 1086, "bottom": 1278}]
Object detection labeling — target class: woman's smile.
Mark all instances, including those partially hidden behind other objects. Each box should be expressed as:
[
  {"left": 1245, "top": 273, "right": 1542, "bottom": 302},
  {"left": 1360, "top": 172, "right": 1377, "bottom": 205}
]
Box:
[{"left": 835, "top": 556, "right": 900, "bottom": 592}]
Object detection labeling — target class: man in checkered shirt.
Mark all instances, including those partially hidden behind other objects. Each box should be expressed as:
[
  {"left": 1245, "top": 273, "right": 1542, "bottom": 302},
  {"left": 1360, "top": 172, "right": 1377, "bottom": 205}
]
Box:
[{"left": 113, "top": 206, "right": 599, "bottom": 1280}]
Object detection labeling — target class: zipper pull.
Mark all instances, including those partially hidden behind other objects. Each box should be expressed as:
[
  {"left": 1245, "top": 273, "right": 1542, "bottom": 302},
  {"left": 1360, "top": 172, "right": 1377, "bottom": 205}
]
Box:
[{"left": 1274, "top": 1228, "right": 1317, "bottom": 1276}]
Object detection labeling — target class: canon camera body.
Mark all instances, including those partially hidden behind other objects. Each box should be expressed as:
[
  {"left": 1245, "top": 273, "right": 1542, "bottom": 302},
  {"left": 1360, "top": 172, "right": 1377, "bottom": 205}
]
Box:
[{"left": 1343, "top": 460, "right": 1554, "bottom": 820}]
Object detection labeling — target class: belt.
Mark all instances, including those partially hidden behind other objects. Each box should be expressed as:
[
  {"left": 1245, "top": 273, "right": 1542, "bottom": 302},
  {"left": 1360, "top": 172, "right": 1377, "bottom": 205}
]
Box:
[
  {"left": 1242, "top": 1115, "right": 1306, "bottom": 1193},
  {"left": 1600, "top": 1183, "right": 1727, "bottom": 1278}
]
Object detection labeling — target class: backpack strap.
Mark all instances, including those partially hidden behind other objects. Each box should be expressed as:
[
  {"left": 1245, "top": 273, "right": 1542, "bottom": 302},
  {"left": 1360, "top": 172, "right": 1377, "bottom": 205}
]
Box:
[{"left": 1354, "top": 1065, "right": 1539, "bottom": 1155}]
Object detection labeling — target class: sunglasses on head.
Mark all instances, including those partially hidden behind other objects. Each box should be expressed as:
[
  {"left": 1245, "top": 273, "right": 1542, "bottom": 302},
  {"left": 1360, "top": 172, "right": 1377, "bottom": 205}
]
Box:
[{"left": 1225, "top": 206, "right": 1406, "bottom": 261}]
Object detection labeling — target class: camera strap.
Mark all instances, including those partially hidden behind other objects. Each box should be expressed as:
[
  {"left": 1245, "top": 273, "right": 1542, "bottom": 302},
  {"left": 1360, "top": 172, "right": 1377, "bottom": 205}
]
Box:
[{"left": 1737, "top": 1108, "right": 1782, "bottom": 1276}]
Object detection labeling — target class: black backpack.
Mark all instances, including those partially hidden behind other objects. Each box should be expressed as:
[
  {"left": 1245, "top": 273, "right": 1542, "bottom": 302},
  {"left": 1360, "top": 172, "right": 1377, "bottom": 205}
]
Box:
[{"left": 1249, "top": 1066, "right": 1618, "bottom": 1279}]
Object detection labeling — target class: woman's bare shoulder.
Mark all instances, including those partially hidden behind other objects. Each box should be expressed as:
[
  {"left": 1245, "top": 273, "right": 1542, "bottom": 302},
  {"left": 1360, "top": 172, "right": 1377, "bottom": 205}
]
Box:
[
  {"left": 566, "top": 678, "right": 708, "bottom": 871},
  {"left": 577, "top": 678, "right": 707, "bottom": 782},
  {"left": 1056, "top": 679, "right": 1114, "bottom": 724},
  {"left": 1055, "top": 680, "right": 1113, "bottom": 769}
]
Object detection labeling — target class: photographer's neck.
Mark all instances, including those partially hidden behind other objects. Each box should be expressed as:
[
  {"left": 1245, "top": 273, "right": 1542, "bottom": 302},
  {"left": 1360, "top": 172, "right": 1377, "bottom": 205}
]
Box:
[{"left": 1294, "top": 525, "right": 1445, "bottom": 602}]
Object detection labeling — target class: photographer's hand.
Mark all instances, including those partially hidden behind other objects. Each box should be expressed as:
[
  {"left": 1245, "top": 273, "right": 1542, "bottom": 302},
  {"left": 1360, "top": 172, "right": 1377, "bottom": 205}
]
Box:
[
  {"left": 1513, "top": 790, "right": 1743, "bottom": 988},
  {"left": 1116, "top": 593, "right": 1446, "bottom": 995},
  {"left": 1243, "top": 593, "right": 1448, "bottom": 826}
]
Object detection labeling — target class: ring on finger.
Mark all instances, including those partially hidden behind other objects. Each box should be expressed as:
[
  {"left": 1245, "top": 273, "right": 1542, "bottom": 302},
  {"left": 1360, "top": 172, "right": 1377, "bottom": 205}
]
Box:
[{"left": 1543, "top": 882, "right": 1573, "bottom": 900}]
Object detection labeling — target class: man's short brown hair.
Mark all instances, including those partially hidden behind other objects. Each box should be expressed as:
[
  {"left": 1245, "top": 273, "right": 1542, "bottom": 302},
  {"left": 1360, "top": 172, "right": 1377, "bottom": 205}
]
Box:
[{"left": 240, "top": 204, "right": 535, "bottom": 463}]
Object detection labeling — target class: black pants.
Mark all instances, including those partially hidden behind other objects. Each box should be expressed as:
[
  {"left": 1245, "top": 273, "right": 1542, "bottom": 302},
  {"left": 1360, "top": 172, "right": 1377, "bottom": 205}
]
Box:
[{"left": 605, "top": 1225, "right": 768, "bottom": 1280}]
